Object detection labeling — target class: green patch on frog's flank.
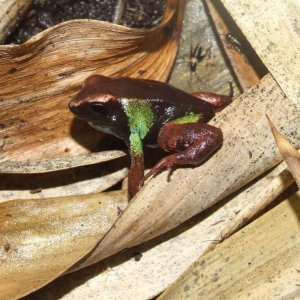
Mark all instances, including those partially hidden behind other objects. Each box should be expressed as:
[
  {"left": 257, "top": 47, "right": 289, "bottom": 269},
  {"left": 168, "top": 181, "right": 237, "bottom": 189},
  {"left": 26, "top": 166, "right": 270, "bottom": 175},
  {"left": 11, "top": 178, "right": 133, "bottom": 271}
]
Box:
[
  {"left": 171, "top": 112, "right": 203, "bottom": 124},
  {"left": 124, "top": 99, "right": 154, "bottom": 155}
]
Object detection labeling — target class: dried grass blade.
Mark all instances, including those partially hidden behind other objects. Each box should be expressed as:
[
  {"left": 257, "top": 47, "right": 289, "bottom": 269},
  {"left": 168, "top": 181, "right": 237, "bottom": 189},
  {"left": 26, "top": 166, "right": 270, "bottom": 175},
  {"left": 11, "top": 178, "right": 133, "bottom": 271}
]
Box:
[
  {"left": 158, "top": 192, "right": 300, "bottom": 299},
  {"left": 0, "top": 150, "right": 125, "bottom": 173},
  {"left": 0, "top": 167, "right": 128, "bottom": 202}
]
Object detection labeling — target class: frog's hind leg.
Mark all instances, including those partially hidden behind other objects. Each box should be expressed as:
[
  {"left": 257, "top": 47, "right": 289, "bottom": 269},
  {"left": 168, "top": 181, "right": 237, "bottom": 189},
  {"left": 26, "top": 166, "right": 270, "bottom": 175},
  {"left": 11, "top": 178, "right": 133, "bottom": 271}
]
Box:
[
  {"left": 191, "top": 82, "right": 233, "bottom": 111},
  {"left": 191, "top": 91, "right": 232, "bottom": 111},
  {"left": 143, "top": 122, "right": 222, "bottom": 183}
]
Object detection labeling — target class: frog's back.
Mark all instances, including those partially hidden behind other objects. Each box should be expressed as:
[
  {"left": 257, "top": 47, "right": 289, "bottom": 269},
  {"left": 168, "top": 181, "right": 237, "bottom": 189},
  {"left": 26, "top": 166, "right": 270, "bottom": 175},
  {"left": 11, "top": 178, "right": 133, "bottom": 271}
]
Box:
[
  {"left": 79, "top": 75, "right": 215, "bottom": 144},
  {"left": 86, "top": 75, "right": 214, "bottom": 121}
]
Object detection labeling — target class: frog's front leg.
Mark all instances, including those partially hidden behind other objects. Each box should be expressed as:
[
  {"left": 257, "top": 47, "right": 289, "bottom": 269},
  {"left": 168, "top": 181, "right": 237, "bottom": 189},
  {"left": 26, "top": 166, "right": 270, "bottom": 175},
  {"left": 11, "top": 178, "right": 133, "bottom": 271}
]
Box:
[
  {"left": 128, "top": 132, "right": 145, "bottom": 198},
  {"left": 128, "top": 153, "right": 144, "bottom": 199},
  {"left": 143, "top": 122, "right": 222, "bottom": 182}
]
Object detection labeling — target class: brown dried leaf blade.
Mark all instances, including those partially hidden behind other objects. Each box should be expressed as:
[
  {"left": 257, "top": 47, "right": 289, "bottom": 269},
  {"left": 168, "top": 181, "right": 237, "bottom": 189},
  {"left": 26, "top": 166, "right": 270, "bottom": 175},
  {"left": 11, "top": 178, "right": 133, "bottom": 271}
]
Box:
[{"left": 205, "top": 0, "right": 263, "bottom": 90}]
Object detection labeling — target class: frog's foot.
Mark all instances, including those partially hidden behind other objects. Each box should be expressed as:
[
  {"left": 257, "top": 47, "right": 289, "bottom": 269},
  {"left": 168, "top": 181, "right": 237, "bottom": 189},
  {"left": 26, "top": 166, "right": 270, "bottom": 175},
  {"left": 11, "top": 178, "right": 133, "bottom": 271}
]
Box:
[
  {"left": 142, "top": 155, "right": 178, "bottom": 183},
  {"left": 143, "top": 122, "right": 223, "bottom": 183}
]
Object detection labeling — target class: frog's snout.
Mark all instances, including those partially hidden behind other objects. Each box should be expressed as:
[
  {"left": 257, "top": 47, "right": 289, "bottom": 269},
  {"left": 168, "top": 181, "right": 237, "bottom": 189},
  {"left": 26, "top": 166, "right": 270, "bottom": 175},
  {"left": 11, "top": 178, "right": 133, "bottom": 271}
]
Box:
[
  {"left": 68, "top": 100, "right": 79, "bottom": 115},
  {"left": 69, "top": 98, "right": 101, "bottom": 124},
  {"left": 68, "top": 100, "right": 77, "bottom": 111},
  {"left": 68, "top": 99, "right": 88, "bottom": 120}
]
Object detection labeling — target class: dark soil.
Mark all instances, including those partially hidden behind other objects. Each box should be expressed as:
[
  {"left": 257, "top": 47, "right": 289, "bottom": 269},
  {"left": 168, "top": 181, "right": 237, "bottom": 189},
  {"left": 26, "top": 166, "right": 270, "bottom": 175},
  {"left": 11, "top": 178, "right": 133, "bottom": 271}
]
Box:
[{"left": 6, "top": 0, "right": 166, "bottom": 44}]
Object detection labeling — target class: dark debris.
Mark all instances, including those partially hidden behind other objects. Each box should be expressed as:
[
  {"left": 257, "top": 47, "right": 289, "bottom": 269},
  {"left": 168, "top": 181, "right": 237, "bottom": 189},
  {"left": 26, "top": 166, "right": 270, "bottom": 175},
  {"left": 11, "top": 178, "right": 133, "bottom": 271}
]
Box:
[{"left": 6, "top": 0, "right": 166, "bottom": 44}]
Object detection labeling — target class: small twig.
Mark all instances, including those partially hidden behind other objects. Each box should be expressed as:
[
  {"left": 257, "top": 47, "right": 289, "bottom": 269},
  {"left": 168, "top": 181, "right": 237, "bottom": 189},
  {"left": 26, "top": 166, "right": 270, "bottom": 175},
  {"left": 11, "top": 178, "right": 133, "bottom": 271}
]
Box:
[{"left": 113, "top": 0, "right": 127, "bottom": 24}]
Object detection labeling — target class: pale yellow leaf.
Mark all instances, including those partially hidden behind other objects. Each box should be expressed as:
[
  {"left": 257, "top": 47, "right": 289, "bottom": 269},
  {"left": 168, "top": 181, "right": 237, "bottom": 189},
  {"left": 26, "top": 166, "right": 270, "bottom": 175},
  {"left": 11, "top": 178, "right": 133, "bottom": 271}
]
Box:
[
  {"left": 159, "top": 192, "right": 300, "bottom": 299},
  {"left": 0, "top": 190, "right": 128, "bottom": 300}
]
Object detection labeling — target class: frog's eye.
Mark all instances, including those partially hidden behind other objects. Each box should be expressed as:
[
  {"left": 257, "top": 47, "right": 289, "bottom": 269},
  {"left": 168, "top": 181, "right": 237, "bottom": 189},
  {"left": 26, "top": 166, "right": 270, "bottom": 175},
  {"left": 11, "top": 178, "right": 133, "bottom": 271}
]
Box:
[{"left": 91, "top": 103, "right": 104, "bottom": 114}]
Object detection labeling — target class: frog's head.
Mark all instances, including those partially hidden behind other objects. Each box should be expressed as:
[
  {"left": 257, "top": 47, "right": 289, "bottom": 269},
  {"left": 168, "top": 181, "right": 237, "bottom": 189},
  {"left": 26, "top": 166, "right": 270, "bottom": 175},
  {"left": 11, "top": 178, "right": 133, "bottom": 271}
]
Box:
[{"left": 69, "top": 75, "right": 128, "bottom": 139}]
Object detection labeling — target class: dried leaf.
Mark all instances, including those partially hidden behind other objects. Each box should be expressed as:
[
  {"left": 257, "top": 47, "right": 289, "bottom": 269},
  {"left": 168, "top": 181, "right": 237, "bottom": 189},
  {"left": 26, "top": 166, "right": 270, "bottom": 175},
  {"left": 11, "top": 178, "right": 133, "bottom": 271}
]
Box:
[
  {"left": 0, "top": 0, "right": 32, "bottom": 43},
  {"left": 168, "top": 0, "right": 239, "bottom": 97},
  {"left": 0, "top": 190, "right": 128, "bottom": 300},
  {"left": 159, "top": 191, "right": 300, "bottom": 300},
  {"left": 0, "top": 150, "right": 125, "bottom": 173},
  {"left": 0, "top": 167, "right": 128, "bottom": 202},
  {"left": 220, "top": 0, "right": 300, "bottom": 108},
  {"left": 0, "top": 0, "right": 185, "bottom": 161},
  {"left": 205, "top": 0, "right": 263, "bottom": 90},
  {"left": 30, "top": 159, "right": 294, "bottom": 300},
  {"left": 267, "top": 115, "right": 300, "bottom": 188}
]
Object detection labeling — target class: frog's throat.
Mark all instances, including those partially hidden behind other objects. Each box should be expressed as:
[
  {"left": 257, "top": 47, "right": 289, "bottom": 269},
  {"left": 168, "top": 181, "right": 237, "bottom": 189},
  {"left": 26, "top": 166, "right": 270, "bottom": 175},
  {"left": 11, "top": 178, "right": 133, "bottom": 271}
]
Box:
[{"left": 88, "top": 122, "right": 122, "bottom": 139}]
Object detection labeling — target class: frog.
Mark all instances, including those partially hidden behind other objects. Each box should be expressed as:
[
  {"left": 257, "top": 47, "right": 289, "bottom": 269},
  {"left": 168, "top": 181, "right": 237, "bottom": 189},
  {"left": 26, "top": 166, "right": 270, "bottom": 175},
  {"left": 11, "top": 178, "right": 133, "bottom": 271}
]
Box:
[{"left": 69, "top": 75, "right": 231, "bottom": 198}]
